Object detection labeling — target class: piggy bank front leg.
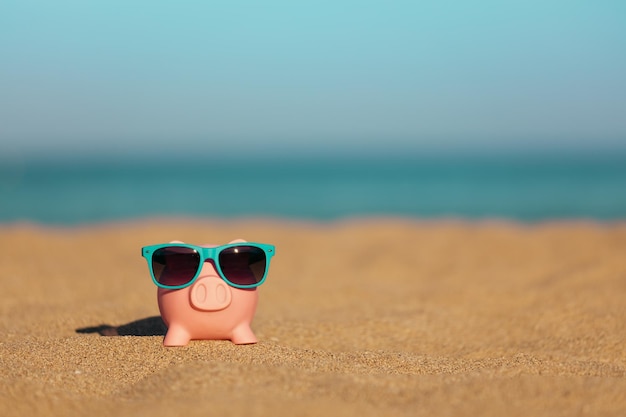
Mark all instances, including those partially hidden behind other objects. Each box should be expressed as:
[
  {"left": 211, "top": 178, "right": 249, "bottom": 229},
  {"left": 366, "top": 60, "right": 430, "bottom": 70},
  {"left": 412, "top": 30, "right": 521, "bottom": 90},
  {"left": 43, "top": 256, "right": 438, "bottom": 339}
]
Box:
[
  {"left": 230, "top": 323, "right": 258, "bottom": 345},
  {"left": 163, "top": 323, "right": 192, "bottom": 347}
]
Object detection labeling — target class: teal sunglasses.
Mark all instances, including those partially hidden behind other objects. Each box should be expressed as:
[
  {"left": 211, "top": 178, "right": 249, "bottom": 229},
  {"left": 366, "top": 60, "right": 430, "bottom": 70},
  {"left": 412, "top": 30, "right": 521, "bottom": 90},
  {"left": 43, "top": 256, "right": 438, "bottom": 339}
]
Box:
[{"left": 142, "top": 242, "right": 275, "bottom": 290}]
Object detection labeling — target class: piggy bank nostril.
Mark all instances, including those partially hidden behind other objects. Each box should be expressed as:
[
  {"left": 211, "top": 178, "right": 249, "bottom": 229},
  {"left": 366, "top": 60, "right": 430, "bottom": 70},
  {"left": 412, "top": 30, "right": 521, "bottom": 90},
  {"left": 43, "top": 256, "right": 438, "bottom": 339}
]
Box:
[
  {"left": 194, "top": 283, "right": 208, "bottom": 304},
  {"left": 216, "top": 283, "right": 227, "bottom": 304}
]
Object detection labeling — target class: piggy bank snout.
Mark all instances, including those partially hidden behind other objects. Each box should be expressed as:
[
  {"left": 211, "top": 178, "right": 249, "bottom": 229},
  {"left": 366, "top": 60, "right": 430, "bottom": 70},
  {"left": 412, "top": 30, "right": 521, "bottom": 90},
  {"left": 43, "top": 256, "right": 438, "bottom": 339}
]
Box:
[{"left": 190, "top": 276, "right": 232, "bottom": 311}]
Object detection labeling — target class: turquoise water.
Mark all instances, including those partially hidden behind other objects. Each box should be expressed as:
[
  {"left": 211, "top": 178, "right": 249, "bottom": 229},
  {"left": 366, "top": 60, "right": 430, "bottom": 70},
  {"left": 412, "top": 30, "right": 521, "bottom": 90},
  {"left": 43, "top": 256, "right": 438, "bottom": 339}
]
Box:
[{"left": 1, "top": 153, "right": 626, "bottom": 224}]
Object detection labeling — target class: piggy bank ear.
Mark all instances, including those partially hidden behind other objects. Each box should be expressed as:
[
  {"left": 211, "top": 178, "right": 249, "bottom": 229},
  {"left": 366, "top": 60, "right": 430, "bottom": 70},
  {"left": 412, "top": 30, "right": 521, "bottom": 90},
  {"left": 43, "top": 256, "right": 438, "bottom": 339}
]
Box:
[
  {"left": 169, "top": 240, "right": 184, "bottom": 244},
  {"left": 229, "top": 238, "right": 246, "bottom": 244}
]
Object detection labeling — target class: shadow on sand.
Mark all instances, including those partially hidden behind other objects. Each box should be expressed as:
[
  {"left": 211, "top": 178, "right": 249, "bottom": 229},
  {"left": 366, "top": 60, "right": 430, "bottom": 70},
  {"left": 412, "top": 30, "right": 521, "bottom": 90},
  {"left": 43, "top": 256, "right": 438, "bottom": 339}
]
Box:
[{"left": 76, "top": 316, "right": 166, "bottom": 337}]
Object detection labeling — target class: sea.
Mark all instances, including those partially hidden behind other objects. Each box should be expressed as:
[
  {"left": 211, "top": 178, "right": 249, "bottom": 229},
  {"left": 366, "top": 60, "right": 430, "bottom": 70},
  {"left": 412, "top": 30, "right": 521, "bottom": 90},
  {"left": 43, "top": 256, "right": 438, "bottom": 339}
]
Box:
[{"left": 1, "top": 151, "right": 626, "bottom": 225}]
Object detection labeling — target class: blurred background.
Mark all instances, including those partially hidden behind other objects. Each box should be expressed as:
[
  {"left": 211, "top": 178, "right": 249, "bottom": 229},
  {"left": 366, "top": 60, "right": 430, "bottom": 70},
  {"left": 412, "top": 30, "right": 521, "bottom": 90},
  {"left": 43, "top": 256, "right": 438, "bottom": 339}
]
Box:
[{"left": 1, "top": 0, "right": 625, "bottom": 224}]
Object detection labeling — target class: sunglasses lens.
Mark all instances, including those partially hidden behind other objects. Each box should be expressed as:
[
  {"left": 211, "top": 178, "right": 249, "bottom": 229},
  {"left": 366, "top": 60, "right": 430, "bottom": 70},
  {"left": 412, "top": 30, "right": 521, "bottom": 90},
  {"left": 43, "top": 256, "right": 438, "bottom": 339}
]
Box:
[
  {"left": 218, "top": 246, "right": 267, "bottom": 287},
  {"left": 152, "top": 247, "right": 200, "bottom": 287}
]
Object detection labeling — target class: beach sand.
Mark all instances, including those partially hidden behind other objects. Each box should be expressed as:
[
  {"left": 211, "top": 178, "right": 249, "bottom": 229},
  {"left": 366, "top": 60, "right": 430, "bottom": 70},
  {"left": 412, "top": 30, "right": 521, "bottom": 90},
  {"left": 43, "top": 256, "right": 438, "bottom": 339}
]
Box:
[{"left": 1, "top": 218, "right": 625, "bottom": 416}]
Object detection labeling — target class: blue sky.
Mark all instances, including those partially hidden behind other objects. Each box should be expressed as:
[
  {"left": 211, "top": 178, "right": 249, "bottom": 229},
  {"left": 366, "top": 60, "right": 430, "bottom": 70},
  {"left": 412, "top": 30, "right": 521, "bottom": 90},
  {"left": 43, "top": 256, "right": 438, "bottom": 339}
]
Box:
[{"left": 1, "top": 0, "right": 625, "bottom": 159}]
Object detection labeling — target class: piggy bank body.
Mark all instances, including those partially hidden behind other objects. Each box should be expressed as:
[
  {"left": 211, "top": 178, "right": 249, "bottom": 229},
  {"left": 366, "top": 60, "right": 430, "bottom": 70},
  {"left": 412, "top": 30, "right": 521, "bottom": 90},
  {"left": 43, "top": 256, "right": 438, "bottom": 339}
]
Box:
[{"left": 157, "top": 242, "right": 259, "bottom": 347}]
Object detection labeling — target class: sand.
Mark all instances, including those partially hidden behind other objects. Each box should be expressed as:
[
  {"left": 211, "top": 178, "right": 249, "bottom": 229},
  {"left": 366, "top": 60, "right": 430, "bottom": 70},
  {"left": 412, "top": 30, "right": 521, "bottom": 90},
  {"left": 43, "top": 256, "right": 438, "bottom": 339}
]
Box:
[{"left": 1, "top": 218, "right": 625, "bottom": 416}]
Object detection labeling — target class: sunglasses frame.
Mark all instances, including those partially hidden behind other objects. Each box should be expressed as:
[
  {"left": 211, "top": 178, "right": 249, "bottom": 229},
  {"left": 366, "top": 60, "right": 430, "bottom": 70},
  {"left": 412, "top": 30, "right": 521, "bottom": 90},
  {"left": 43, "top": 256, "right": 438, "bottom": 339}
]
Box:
[{"left": 142, "top": 242, "right": 275, "bottom": 290}]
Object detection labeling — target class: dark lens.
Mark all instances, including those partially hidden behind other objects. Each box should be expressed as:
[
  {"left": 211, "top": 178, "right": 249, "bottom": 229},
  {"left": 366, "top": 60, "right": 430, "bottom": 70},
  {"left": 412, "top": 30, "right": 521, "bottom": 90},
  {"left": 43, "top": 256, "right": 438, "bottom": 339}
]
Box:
[
  {"left": 152, "top": 247, "right": 200, "bottom": 287},
  {"left": 218, "top": 246, "right": 267, "bottom": 286}
]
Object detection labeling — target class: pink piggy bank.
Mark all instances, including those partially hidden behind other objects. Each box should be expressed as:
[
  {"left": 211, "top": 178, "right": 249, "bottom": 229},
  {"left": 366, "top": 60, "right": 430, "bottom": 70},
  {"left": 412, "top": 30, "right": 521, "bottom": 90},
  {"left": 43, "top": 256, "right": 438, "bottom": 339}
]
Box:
[{"left": 141, "top": 239, "right": 275, "bottom": 347}]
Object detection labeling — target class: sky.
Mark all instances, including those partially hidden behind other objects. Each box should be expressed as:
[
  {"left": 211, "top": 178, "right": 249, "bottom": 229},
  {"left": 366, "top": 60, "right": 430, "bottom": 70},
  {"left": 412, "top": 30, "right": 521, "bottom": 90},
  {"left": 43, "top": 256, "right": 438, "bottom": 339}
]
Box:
[{"left": 1, "top": 0, "right": 625, "bottom": 160}]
